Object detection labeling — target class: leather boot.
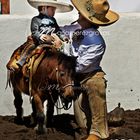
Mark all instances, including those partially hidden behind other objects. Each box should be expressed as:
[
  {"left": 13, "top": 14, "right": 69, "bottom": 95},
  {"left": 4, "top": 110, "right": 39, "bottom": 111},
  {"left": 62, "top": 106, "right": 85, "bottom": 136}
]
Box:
[
  {"left": 16, "top": 44, "right": 36, "bottom": 69},
  {"left": 7, "top": 36, "right": 37, "bottom": 72},
  {"left": 86, "top": 134, "right": 101, "bottom": 140}
]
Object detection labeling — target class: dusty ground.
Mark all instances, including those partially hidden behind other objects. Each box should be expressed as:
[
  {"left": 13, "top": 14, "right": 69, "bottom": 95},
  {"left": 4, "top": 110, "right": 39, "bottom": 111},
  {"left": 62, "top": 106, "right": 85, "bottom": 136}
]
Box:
[{"left": 0, "top": 109, "right": 140, "bottom": 140}]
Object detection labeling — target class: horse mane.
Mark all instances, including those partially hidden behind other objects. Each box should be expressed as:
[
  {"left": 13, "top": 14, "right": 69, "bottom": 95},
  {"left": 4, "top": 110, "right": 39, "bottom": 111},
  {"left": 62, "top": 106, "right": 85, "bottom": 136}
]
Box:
[
  {"left": 58, "top": 52, "right": 76, "bottom": 71},
  {"left": 45, "top": 49, "right": 76, "bottom": 73}
]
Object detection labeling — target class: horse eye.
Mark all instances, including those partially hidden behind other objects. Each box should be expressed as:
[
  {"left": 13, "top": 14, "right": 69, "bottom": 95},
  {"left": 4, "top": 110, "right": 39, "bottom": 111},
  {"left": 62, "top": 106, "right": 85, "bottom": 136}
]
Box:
[{"left": 60, "top": 71, "right": 65, "bottom": 76}]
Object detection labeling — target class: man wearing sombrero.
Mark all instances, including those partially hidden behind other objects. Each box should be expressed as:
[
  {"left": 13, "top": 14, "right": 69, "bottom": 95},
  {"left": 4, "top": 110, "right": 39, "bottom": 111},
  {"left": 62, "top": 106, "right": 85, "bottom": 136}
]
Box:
[
  {"left": 54, "top": 0, "right": 119, "bottom": 139},
  {"left": 15, "top": 0, "right": 73, "bottom": 69}
]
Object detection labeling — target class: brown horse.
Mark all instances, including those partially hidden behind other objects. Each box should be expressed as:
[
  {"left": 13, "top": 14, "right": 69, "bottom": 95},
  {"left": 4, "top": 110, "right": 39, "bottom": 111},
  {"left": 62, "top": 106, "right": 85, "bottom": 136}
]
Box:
[{"left": 6, "top": 46, "right": 76, "bottom": 134}]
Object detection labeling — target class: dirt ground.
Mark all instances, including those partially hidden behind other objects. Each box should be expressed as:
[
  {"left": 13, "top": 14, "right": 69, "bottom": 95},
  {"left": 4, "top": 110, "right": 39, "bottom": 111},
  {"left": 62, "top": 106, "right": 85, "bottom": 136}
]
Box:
[{"left": 0, "top": 109, "right": 140, "bottom": 140}]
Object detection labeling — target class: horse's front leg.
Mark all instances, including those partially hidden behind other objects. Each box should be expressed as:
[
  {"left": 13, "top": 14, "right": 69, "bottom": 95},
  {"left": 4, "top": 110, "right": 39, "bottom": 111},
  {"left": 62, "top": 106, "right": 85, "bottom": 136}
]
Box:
[
  {"left": 33, "top": 93, "right": 45, "bottom": 134},
  {"left": 29, "top": 98, "right": 37, "bottom": 127},
  {"left": 13, "top": 88, "right": 24, "bottom": 124},
  {"left": 45, "top": 92, "right": 58, "bottom": 133},
  {"left": 46, "top": 93, "right": 58, "bottom": 128}
]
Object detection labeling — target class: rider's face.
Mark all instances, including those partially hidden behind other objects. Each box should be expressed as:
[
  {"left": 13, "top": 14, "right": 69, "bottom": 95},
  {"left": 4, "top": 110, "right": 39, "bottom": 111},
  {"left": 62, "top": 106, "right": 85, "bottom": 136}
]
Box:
[
  {"left": 41, "top": 6, "right": 56, "bottom": 17},
  {"left": 44, "top": 6, "right": 56, "bottom": 17}
]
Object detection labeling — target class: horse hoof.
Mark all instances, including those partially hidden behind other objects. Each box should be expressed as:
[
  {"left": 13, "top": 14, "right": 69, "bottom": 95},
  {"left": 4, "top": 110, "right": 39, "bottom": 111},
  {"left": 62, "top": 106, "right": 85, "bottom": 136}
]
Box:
[
  {"left": 29, "top": 116, "right": 37, "bottom": 127},
  {"left": 14, "top": 117, "right": 24, "bottom": 125},
  {"left": 35, "top": 125, "right": 46, "bottom": 135},
  {"left": 29, "top": 121, "right": 37, "bottom": 127}
]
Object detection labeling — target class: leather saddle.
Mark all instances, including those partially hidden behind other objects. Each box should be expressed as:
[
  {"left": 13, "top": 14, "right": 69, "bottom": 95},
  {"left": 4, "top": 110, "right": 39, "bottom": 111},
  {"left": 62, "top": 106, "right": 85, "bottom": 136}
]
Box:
[
  {"left": 22, "top": 44, "right": 55, "bottom": 78},
  {"left": 7, "top": 36, "right": 57, "bottom": 78}
]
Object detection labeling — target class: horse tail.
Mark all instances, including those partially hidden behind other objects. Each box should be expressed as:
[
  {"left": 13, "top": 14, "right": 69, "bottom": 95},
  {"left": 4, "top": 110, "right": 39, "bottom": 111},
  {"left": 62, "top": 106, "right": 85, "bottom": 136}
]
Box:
[{"left": 5, "top": 70, "right": 11, "bottom": 89}]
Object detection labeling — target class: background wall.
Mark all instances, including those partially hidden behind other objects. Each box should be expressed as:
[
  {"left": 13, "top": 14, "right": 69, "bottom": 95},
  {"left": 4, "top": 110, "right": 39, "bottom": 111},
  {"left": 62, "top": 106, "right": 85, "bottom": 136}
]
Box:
[
  {"left": 107, "top": 0, "right": 140, "bottom": 12},
  {"left": 0, "top": 13, "right": 140, "bottom": 116}
]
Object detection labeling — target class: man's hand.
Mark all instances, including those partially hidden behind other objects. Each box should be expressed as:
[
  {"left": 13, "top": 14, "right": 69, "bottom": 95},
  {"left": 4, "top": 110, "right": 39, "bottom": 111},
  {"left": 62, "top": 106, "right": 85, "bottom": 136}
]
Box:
[
  {"left": 51, "top": 34, "right": 63, "bottom": 49},
  {"left": 40, "top": 34, "right": 54, "bottom": 44}
]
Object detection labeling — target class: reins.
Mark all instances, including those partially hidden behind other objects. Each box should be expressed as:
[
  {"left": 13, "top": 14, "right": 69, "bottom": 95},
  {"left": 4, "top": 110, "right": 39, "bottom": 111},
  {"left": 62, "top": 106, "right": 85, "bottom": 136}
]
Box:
[{"left": 49, "top": 91, "right": 72, "bottom": 111}]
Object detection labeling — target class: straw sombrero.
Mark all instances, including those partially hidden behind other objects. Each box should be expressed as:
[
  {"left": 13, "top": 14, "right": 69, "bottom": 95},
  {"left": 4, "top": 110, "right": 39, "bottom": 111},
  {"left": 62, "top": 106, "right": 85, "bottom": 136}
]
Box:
[
  {"left": 71, "top": 0, "right": 119, "bottom": 26},
  {"left": 27, "top": 0, "right": 73, "bottom": 13}
]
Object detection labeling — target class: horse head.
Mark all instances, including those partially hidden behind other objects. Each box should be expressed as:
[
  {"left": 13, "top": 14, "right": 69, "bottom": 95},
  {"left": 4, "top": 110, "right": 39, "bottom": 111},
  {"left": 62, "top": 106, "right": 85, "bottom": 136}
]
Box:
[
  {"left": 57, "top": 53, "right": 76, "bottom": 100},
  {"left": 46, "top": 50, "right": 76, "bottom": 102}
]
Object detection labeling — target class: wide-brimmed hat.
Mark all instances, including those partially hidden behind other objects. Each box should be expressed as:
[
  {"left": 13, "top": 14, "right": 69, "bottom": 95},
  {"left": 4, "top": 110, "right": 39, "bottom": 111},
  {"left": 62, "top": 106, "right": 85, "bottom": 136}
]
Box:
[
  {"left": 71, "top": 0, "right": 119, "bottom": 26},
  {"left": 27, "top": 0, "right": 73, "bottom": 13}
]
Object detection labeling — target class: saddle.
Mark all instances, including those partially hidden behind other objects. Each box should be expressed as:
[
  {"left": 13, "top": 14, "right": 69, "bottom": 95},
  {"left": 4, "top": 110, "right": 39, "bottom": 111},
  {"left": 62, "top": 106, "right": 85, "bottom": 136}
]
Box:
[
  {"left": 7, "top": 36, "right": 57, "bottom": 78},
  {"left": 22, "top": 44, "right": 56, "bottom": 78},
  {"left": 22, "top": 46, "right": 45, "bottom": 77},
  {"left": 6, "top": 36, "right": 36, "bottom": 71}
]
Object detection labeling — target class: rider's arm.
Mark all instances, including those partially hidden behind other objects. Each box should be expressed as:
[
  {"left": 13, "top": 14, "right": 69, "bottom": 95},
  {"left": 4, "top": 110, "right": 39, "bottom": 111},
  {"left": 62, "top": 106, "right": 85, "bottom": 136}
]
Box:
[{"left": 31, "top": 17, "right": 42, "bottom": 41}]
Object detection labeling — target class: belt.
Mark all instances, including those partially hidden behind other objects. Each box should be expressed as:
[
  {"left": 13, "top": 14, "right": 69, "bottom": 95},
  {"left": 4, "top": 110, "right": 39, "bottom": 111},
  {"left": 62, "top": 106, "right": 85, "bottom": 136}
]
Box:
[{"left": 76, "top": 69, "right": 104, "bottom": 82}]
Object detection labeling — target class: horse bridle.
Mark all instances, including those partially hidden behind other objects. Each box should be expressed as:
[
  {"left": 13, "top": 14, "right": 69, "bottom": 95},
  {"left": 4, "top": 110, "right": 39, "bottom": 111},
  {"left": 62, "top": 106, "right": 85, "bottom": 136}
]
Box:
[{"left": 52, "top": 67, "right": 74, "bottom": 110}]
